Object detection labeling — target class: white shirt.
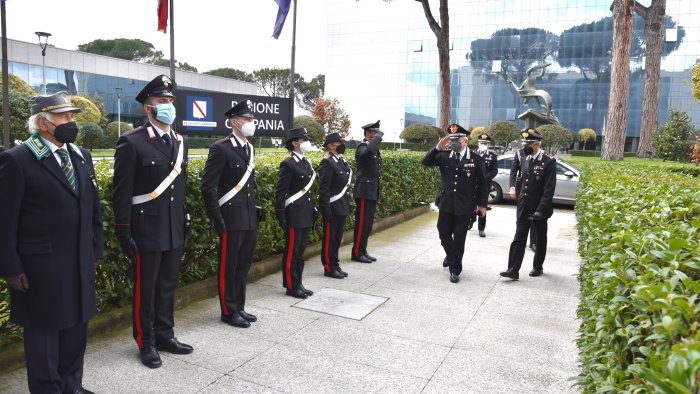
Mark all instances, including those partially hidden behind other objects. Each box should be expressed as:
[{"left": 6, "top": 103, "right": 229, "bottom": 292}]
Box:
[
  {"left": 231, "top": 133, "right": 249, "bottom": 151},
  {"left": 41, "top": 136, "right": 73, "bottom": 169},
  {"left": 292, "top": 151, "right": 305, "bottom": 162},
  {"left": 150, "top": 122, "right": 171, "bottom": 140}
]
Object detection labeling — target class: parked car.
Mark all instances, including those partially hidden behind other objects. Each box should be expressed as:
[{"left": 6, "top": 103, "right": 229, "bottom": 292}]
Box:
[{"left": 488, "top": 153, "right": 579, "bottom": 206}]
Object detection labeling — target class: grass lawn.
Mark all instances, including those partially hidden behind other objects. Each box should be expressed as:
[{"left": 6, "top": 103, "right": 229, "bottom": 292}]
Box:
[{"left": 563, "top": 155, "right": 698, "bottom": 169}]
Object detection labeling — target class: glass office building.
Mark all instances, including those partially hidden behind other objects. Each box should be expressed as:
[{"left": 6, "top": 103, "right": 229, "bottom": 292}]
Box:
[
  {"left": 2, "top": 39, "right": 257, "bottom": 126},
  {"left": 326, "top": 0, "right": 700, "bottom": 150}
]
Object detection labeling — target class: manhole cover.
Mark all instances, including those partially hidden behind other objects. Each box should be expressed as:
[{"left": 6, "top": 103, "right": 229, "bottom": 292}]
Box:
[{"left": 292, "top": 288, "right": 388, "bottom": 320}]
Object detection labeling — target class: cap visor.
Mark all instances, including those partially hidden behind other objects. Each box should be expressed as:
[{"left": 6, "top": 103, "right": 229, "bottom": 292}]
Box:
[{"left": 49, "top": 107, "right": 82, "bottom": 114}]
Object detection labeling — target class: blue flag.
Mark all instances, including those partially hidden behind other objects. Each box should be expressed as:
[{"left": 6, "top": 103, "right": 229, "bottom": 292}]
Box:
[{"left": 272, "top": 0, "right": 292, "bottom": 39}]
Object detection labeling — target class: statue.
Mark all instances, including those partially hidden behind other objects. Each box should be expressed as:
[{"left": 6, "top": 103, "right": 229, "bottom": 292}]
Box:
[{"left": 507, "top": 61, "right": 559, "bottom": 124}]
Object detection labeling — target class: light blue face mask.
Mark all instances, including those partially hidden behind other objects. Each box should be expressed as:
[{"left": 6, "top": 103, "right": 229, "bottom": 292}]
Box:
[{"left": 152, "top": 103, "right": 176, "bottom": 125}]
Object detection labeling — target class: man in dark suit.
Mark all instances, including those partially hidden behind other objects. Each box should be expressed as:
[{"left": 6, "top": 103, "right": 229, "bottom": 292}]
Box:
[
  {"left": 112, "top": 75, "right": 192, "bottom": 369},
  {"left": 0, "top": 92, "right": 104, "bottom": 393},
  {"left": 318, "top": 132, "right": 352, "bottom": 279},
  {"left": 275, "top": 128, "right": 317, "bottom": 299},
  {"left": 351, "top": 120, "right": 383, "bottom": 264},
  {"left": 423, "top": 124, "right": 488, "bottom": 283},
  {"left": 475, "top": 133, "right": 498, "bottom": 238},
  {"left": 201, "top": 100, "right": 260, "bottom": 329},
  {"left": 500, "top": 129, "right": 557, "bottom": 280}
]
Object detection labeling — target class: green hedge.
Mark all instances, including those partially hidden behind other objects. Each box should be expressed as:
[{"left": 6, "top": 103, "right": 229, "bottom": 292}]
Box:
[
  {"left": 0, "top": 150, "right": 438, "bottom": 347},
  {"left": 570, "top": 149, "right": 637, "bottom": 157},
  {"left": 576, "top": 163, "right": 700, "bottom": 392}
]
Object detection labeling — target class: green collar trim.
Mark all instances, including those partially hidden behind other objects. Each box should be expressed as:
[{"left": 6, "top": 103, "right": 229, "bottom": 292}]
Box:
[{"left": 23, "top": 134, "right": 85, "bottom": 162}]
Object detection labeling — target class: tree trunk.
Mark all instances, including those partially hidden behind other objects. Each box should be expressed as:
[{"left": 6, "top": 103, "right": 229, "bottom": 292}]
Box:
[
  {"left": 417, "top": 0, "right": 450, "bottom": 130},
  {"left": 602, "top": 0, "right": 635, "bottom": 161},
  {"left": 635, "top": 0, "right": 666, "bottom": 158}
]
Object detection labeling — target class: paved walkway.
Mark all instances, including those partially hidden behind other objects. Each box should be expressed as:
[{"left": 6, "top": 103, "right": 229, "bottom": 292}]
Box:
[{"left": 1, "top": 205, "right": 580, "bottom": 393}]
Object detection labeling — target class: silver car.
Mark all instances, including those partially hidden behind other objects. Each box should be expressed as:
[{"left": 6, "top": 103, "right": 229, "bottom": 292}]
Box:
[{"left": 488, "top": 153, "right": 579, "bottom": 206}]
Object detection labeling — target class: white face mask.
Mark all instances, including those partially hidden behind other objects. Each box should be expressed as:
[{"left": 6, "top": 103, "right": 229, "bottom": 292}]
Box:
[
  {"left": 299, "top": 140, "right": 312, "bottom": 153},
  {"left": 240, "top": 121, "right": 256, "bottom": 137},
  {"left": 478, "top": 143, "right": 489, "bottom": 151}
]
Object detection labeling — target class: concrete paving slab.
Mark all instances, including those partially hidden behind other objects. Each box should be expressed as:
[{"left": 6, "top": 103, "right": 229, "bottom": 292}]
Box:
[
  {"left": 292, "top": 288, "right": 388, "bottom": 320},
  {"left": 198, "top": 375, "right": 283, "bottom": 393}
]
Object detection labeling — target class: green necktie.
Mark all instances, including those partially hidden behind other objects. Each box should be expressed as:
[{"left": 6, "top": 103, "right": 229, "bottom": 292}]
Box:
[{"left": 56, "top": 149, "right": 77, "bottom": 192}]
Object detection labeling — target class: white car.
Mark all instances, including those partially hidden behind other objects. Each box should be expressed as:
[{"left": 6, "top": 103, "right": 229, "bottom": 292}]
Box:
[{"left": 489, "top": 153, "right": 579, "bottom": 206}]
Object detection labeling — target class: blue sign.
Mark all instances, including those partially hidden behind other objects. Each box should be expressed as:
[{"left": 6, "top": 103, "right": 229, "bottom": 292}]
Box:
[{"left": 183, "top": 96, "right": 216, "bottom": 131}]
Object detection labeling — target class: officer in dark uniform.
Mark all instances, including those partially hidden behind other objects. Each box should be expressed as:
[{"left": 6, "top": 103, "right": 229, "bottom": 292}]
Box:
[
  {"left": 112, "top": 75, "right": 192, "bottom": 368},
  {"left": 351, "top": 120, "right": 383, "bottom": 264},
  {"left": 318, "top": 132, "right": 351, "bottom": 279},
  {"left": 0, "top": 92, "right": 104, "bottom": 393},
  {"left": 275, "top": 128, "right": 317, "bottom": 299},
  {"left": 500, "top": 129, "right": 557, "bottom": 280},
  {"left": 475, "top": 133, "right": 498, "bottom": 238},
  {"left": 423, "top": 124, "right": 488, "bottom": 283},
  {"left": 201, "top": 100, "right": 260, "bottom": 329}
]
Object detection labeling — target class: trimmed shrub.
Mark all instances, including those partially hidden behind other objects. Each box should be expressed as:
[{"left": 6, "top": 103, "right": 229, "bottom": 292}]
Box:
[
  {"left": 0, "top": 90, "right": 32, "bottom": 146},
  {"left": 487, "top": 120, "right": 519, "bottom": 152},
  {"left": 400, "top": 123, "right": 444, "bottom": 150},
  {"left": 0, "top": 150, "right": 438, "bottom": 347},
  {"left": 293, "top": 115, "right": 325, "bottom": 145},
  {"left": 654, "top": 109, "right": 699, "bottom": 162},
  {"left": 576, "top": 163, "right": 700, "bottom": 392},
  {"left": 70, "top": 96, "right": 102, "bottom": 124},
  {"left": 537, "top": 124, "right": 575, "bottom": 155},
  {"left": 77, "top": 122, "right": 103, "bottom": 151},
  {"left": 570, "top": 150, "right": 636, "bottom": 158}
]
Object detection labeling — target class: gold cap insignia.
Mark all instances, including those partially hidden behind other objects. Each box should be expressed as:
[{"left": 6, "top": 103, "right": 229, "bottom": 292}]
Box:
[
  {"left": 450, "top": 125, "right": 458, "bottom": 133},
  {"left": 522, "top": 132, "right": 530, "bottom": 138}
]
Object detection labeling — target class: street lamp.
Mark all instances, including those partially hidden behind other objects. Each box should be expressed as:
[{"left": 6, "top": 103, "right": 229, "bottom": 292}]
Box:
[
  {"left": 35, "top": 32, "right": 51, "bottom": 95},
  {"left": 115, "top": 87, "right": 122, "bottom": 137}
]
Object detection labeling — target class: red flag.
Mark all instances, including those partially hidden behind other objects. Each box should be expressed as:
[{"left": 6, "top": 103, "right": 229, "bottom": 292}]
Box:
[{"left": 157, "top": 0, "right": 168, "bottom": 33}]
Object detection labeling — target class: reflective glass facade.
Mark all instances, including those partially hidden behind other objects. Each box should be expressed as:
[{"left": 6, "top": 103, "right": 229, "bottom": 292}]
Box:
[{"left": 327, "top": 0, "right": 700, "bottom": 150}]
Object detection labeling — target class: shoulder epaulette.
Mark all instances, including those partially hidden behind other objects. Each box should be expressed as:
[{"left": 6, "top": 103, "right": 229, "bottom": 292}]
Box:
[{"left": 124, "top": 126, "right": 145, "bottom": 136}]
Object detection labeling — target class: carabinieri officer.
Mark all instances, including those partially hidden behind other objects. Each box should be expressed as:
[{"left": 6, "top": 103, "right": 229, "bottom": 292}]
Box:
[
  {"left": 275, "top": 128, "right": 317, "bottom": 299},
  {"left": 351, "top": 120, "right": 383, "bottom": 264},
  {"left": 475, "top": 133, "right": 498, "bottom": 238},
  {"left": 201, "top": 100, "right": 260, "bottom": 328},
  {"left": 500, "top": 129, "right": 556, "bottom": 280},
  {"left": 112, "top": 75, "right": 192, "bottom": 369},
  {"left": 318, "top": 133, "right": 351, "bottom": 279}
]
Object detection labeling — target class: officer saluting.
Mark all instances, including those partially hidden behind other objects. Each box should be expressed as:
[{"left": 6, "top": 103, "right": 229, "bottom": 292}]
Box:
[
  {"left": 318, "top": 133, "right": 351, "bottom": 279},
  {"left": 500, "top": 129, "right": 556, "bottom": 280},
  {"left": 351, "top": 120, "right": 383, "bottom": 264},
  {"left": 475, "top": 133, "right": 498, "bottom": 238},
  {"left": 201, "top": 100, "right": 261, "bottom": 328},
  {"left": 276, "top": 128, "right": 317, "bottom": 299},
  {"left": 0, "top": 92, "right": 104, "bottom": 393},
  {"left": 112, "top": 75, "right": 192, "bottom": 368},
  {"left": 423, "top": 124, "right": 488, "bottom": 283}
]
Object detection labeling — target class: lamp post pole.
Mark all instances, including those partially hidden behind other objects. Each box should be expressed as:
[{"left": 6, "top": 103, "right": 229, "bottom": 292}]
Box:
[
  {"left": 35, "top": 32, "right": 51, "bottom": 95},
  {"left": 116, "top": 87, "right": 122, "bottom": 137}
]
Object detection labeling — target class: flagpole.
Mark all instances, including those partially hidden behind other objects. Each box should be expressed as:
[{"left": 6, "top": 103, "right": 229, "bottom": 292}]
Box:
[
  {"left": 1, "top": 0, "right": 10, "bottom": 149},
  {"left": 288, "top": 0, "right": 297, "bottom": 129},
  {"left": 169, "top": 0, "right": 175, "bottom": 87}
]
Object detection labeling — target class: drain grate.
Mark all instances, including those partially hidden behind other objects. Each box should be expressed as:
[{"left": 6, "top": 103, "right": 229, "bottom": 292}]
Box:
[{"left": 292, "top": 288, "right": 388, "bottom": 320}]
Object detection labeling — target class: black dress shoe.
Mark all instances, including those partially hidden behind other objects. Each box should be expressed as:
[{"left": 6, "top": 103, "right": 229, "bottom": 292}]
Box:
[
  {"left": 139, "top": 346, "right": 162, "bottom": 368},
  {"left": 286, "top": 288, "right": 307, "bottom": 299},
  {"left": 529, "top": 244, "right": 536, "bottom": 251},
  {"left": 337, "top": 267, "right": 349, "bottom": 277},
  {"left": 442, "top": 257, "right": 450, "bottom": 267},
  {"left": 324, "top": 269, "right": 345, "bottom": 279},
  {"left": 221, "top": 313, "right": 251, "bottom": 328},
  {"left": 351, "top": 255, "right": 372, "bottom": 263},
  {"left": 299, "top": 283, "right": 313, "bottom": 296},
  {"left": 74, "top": 388, "right": 95, "bottom": 394},
  {"left": 529, "top": 268, "right": 543, "bottom": 277},
  {"left": 450, "top": 273, "right": 459, "bottom": 283},
  {"left": 479, "top": 231, "right": 486, "bottom": 238},
  {"left": 499, "top": 269, "right": 519, "bottom": 280},
  {"left": 363, "top": 253, "right": 377, "bottom": 262},
  {"left": 238, "top": 310, "right": 257, "bottom": 322},
  {"left": 156, "top": 337, "right": 193, "bottom": 354}
]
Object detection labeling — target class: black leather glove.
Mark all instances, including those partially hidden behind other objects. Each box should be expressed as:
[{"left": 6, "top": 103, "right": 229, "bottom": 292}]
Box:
[
  {"left": 529, "top": 211, "right": 546, "bottom": 221},
  {"left": 118, "top": 236, "right": 139, "bottom": 259},
  {"left": 276, "top": 210, "right": 287, "bottom": 229},
  {"left": 255, "top": 206, "right": 265, "bottom": 223},
  {"left": 214, "top": 216, "right": 227, "bottom": 234},
  {"left": 5, "top": 273, "right": 30, "bottom": 292},
  {"left": 320, "top": 206, "right": 331, "bottom": 222}
]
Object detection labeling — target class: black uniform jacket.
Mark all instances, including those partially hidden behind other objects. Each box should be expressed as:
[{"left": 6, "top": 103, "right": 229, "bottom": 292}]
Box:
[
  {"left": 353, "top": 135, "right": 382, "bottom": 201},
  {"left": 112, "top": 122, "right": 188, "bottom": 252},
  {"left": 0, "top": 141, "right": 104, "bottom": 329},
  {"left": 318, "top": 154, "right": 352, "bottom": 218},
  {"left": 482, "top": 150, "right": 498, "bottom": 181},
  {"left": 201, "top": 136, "right": 256, "bottom": 231},
  {"left": 275, "top": 154, "right": 315, "bottom": 228},
  {"left": 422, "top": 148, "right": 489, "bottom": 216},
  {"left": 509, "top": 150, "right": 557, "bottom": 218}
]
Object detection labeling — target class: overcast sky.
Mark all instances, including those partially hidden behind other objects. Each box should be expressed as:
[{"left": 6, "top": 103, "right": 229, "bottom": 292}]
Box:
[{"left": 5, "top": 0, "right": 328, "bottom": 79}]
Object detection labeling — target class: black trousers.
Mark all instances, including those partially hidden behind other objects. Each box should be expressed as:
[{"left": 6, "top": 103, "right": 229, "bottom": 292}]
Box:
[
  {"left": 436, "top": 210, "right": 470, "bottom": 275},
  {"left": 282, "top": 226, "right": 311, "bottom": 289},
  {"left": 132, "top": 247, "right": 183, "bottom": 349},
  {"left": 507, "top": 216, "right": 548, "bottom": 273},
  {"left": 217, "top": 229, "right": 256, "bottom": 317},
  {"left": 352, "top": 198, "right": 377, "bottom": 258},
  {"left": 321, "top": 214, "right": 347, "bottom": 272},
  {"left": 24, "top": 322, "right": 87, "bottom": 394}
]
